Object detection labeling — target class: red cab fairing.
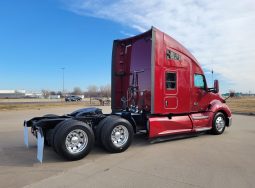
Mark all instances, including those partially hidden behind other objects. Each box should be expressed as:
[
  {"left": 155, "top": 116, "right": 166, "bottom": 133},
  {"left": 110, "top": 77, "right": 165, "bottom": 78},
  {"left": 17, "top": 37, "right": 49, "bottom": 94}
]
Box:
[{"left": 112, "top": 27, "right": 232, "bottom": 138}]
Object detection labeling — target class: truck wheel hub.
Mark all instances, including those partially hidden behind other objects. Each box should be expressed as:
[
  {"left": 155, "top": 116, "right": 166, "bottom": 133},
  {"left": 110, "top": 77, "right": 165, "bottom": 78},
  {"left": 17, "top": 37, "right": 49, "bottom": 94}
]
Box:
[
  {"left": 114, "top": 132, "right": 121, "bottom": 140},
  {"left": 65, "top": 129, "right": 88, "bottom": 154},
  {"left": 216, "top": 116, "right": 225, "bottom": 131},
  {"left": 71, "top": 136, "right": 79, "bottom": 144},
  {"left": 111, "top": 125, "right": 129, "bottom": 147}
]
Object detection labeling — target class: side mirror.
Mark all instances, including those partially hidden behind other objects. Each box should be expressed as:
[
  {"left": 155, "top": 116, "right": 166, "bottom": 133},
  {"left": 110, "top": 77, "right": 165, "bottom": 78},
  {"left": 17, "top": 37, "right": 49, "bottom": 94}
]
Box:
[{"left": 214, "top": 80, "right": 219, "bottom": 93}]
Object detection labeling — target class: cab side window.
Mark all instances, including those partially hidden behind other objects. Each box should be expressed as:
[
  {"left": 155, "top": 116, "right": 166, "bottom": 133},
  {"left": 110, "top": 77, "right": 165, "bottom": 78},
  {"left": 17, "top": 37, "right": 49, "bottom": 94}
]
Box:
[
  {"left": 194, "top": 74, "right": 205, "bottom": 89},
  {"left": 166, "top": 72, "right": 176, "bottom": 90}
]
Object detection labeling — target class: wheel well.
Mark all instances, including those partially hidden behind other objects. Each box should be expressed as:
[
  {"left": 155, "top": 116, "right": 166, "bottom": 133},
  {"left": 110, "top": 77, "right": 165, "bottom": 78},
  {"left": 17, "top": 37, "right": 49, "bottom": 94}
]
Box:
[
  {"left": 108, "top": 114, "right": 137, "bottom": 133},
  {"left": 112, "top": 115, "right": 137, "bottom": 133},
  {"left": 124, "top": 117, "right": 137, "bottom": 133}
]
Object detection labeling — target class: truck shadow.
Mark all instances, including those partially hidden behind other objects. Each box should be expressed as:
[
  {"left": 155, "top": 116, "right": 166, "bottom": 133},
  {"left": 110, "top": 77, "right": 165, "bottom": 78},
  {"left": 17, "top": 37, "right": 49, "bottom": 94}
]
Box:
[
  {"left": 0, "top": 132, "right": 213, "bottom": 167},
  {"left": 0, "top": 133, "right": 149, "bottom": 167}
]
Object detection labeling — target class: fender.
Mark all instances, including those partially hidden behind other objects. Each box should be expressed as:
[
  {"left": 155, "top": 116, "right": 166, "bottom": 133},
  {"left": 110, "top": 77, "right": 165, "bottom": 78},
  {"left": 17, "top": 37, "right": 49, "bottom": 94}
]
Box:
[
  {"left": 208, "top": 99, "right": 232, "bottom": 127},
  {"left": 27, "top": 117, "right": 66, "bottom": 129},
  {"left": 120, "top": 112, "right": 137, "bottom": 133}
]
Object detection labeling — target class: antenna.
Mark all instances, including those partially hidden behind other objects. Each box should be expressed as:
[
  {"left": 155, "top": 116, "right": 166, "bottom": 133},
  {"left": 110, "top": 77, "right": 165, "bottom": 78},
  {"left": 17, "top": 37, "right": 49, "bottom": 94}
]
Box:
[
  {"left": 211, "top": 59, "right": 214, "bottom": 87},
  {"left": 211, "top": 69, "right": 214, "bottom": 86}
]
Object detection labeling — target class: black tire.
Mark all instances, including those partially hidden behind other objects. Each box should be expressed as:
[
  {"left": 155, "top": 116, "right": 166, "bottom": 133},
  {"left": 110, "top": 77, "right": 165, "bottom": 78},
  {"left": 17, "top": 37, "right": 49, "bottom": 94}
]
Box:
[
  {"left": 53, "top": 120, "right": 94, "bottom": 160},
  {"left": 50, "top": 120, "right": 68, "bottom": 151},
  {"left": 101, "top": 116, "right": 134, "bottom": 153},
  {"left": 211, "top": 112, "right": 226, "bottom": 135},
  {"left": 95, "top": 115, "right": 120, "bottom": 146},
  {"left": 95, "top": 118, "right": 108, "bottom": 146},
  {"left": 42, "top": 114, "right": 58, "bottom": 146},
  {"left": 44, "top": 129, "right": 53, "bottom": 147}
]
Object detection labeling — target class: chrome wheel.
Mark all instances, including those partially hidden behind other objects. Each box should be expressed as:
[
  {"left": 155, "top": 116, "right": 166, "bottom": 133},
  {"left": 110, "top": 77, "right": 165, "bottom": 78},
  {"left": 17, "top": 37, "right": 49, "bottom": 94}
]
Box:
[
  {"left": 65, "top": 129, "right": 88, "bottom": 154},
  {"left": 215, "top": 116, "right": 225, "bottom": 132},
  {"left": 111, "top": 125, "right": 129, "bottom": 147}
]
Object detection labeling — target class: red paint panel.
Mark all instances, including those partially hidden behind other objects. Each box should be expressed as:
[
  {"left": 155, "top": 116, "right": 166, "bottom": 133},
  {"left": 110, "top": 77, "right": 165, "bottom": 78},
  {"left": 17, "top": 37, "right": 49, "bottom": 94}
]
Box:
[
  {"left": 149, "top": 116, "right": 192, "bottom": 138},
  {"left": 153, "top": 29, "right": 193, "bottom": 114},
  {"left": 164, "top": 96, "right": 178, "bottom": 109},
  {"left": 111, "top": 27, "right": 232, "bottom": 123},
  {"left": 191, "top": 112, "right": 213, "bottom": 129}
]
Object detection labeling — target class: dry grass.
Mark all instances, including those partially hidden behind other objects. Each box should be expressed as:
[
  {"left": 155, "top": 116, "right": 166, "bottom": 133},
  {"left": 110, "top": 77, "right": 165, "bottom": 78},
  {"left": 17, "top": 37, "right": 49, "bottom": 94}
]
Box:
[
  {"left": 0, "top": 97, "right": 254, "bottom": 114},
  {"left": 0, "top": 101, "right": 102, "bottom": 111},
  {"left": 0, "top": 98, "right": 110, "bottom": 111},
  {"left": 226, "top": 96, "right": 255, "bottom": 114}
]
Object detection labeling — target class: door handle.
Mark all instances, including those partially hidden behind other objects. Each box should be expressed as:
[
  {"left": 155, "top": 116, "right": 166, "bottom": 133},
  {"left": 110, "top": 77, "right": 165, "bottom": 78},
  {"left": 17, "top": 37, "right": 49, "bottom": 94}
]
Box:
[{"left": 165, "top": 100, "right": 168, "bottom": 107}]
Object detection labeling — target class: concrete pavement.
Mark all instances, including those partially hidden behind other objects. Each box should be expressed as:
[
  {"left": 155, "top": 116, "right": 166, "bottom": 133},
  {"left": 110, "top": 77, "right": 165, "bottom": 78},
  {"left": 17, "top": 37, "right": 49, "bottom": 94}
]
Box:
[{"left": 0, "top": 107, "right": 254, "bottom": 188}]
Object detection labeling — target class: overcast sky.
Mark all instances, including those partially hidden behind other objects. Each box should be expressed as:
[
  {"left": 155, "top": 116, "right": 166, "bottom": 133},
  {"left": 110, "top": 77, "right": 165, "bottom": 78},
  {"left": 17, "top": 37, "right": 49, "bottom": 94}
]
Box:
[
  {"left": 0, "top": 0, "right": 254, "bottom": 93},
  {"left": 63, "top": 0, "right": 255, "bottom": 93}
]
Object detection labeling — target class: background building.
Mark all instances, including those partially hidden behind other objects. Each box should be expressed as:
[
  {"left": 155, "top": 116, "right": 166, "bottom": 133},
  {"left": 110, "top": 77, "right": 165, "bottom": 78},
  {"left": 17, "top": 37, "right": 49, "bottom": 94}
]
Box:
[
  {"left": 0, "top": 90, "right": 43, "bottom": 99},
  {"left": 0, "top": 90, "right": 26, "bottom": 99}
]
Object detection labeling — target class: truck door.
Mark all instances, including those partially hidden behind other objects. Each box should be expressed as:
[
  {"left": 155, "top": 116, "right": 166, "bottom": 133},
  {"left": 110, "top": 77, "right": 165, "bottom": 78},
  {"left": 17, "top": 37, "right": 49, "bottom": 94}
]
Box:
[
  {"left": 191, "top": 73, "right": 211, "bottom": 130},
  {"left": 191, "top": 74, "right": 207, "bottom": 112}
]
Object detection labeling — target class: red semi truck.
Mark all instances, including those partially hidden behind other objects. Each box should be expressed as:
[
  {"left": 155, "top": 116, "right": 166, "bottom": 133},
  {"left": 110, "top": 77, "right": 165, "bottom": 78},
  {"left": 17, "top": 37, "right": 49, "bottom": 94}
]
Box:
[{"left": 24, "top": 27, "right": 232, "bottom": 162}]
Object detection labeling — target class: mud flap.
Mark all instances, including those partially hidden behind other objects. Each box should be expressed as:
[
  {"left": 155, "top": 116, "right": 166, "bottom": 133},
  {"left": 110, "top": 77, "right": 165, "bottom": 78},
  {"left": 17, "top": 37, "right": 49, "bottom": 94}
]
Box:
[
  {"left": 37, "top": 128, "right": 44, "bottom": 163},
  {"left": 23, "top": 121, "right": 29, "bottom": 148}
]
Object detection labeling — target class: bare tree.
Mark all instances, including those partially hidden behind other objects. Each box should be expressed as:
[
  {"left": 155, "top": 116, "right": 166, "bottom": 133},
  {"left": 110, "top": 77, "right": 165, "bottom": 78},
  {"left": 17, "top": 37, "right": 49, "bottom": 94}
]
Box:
[
  {"left": 105, "top": 84, "right": 111, "bottom": 98},
  {"left": 50, "top": 91, "right": 56, "bottom": 95},
  {"left": 41, "top": 89, "right": 50, "bottom": 98},
  {"left": 57, "top": 91, "right": 63, "bottom": 97},
  {"left": 99, "top": 84, "right": 111, "bottom": 98},
  {"left": 87, "top": 85, "right": 98, "bottom": 98},
  {"left": 72, "top": 87, "right": 83, "bottom": 95}
]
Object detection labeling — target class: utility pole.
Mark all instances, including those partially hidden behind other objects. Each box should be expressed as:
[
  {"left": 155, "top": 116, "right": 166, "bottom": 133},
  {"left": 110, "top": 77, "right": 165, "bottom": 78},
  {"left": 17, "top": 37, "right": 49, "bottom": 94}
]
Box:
[{"left": 61, "top": 68, "right": 65, "bottom": 96}]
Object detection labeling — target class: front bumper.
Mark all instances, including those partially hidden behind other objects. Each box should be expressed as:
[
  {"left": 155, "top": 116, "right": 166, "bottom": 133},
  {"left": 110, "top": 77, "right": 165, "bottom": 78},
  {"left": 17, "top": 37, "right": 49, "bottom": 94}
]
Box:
[{"left": 227, "top": 116, "right": 232, "bottom": 127}]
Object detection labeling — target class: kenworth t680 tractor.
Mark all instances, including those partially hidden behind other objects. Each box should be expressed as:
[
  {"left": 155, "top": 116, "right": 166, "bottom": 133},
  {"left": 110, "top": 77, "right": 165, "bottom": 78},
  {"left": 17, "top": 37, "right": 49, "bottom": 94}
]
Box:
[{"left": 24, "top": 27, "right": 232, "bottom": 162}]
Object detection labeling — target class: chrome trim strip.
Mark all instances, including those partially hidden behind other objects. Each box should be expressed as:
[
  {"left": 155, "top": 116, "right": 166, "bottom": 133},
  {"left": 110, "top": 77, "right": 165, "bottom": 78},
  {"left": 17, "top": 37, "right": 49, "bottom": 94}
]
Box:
[
  {"left": 192, "top": 115, "right": 209, "bottom": 120},
  {"left": 195, "top": 127, "right": 211, "bottom": 132},
  {"left": 159, "top": 129, "right": 191, "bottom": 135}
]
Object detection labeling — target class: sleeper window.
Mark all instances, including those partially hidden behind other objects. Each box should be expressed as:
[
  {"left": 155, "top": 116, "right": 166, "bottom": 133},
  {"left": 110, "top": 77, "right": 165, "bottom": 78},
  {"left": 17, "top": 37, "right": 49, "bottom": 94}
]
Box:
[{"left": 166, "top": 72, "right": 176, "bottom": 89}]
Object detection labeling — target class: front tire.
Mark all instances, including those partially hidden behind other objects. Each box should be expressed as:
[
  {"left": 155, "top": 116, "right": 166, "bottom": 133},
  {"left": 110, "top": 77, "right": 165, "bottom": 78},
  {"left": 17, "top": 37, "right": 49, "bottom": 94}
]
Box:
[
  {"left": 53, "top": 120, "right": 94, "bottom": 160},
  {"left": 211, "top": 112, "right": 226, "bottom": 135},
  {"left": 101, "top": 116, "right": 134, "bottom": 153}
]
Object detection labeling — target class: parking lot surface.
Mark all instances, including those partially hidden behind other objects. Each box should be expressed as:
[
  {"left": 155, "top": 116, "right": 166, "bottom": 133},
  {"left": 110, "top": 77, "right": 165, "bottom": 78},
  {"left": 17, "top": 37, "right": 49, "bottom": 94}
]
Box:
[{"left": 0, "top": 106, "right": 254, "bottom": 188}]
